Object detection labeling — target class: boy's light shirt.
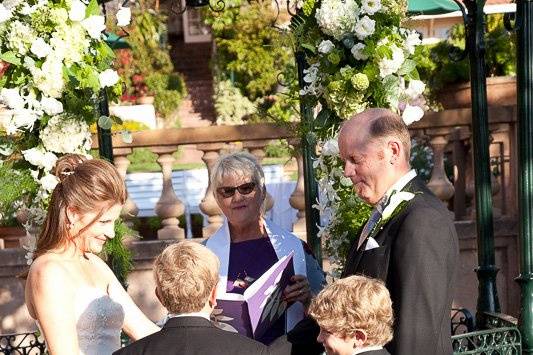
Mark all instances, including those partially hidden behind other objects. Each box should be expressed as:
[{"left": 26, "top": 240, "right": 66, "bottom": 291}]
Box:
[{"left": 353, "top": 345, "right": 384, "bottom": 354}]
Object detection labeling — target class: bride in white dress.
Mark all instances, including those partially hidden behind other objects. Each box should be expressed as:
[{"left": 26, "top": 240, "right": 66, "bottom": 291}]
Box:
[{"left": 24, "top": 154, "right": 160, "bottom": 355}]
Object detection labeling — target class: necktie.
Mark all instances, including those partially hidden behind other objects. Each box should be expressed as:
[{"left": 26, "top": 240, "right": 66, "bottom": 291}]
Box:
[{"left": 357, "top": 195, "right": 389, "bottom": 250}]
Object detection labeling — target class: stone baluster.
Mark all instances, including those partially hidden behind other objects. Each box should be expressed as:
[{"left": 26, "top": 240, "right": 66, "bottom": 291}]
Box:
[
  {"left": 287, "top": 138, "right": 307, "bottom": 240},
  {"left": 243, "top": 140, "right": 274, "bottom": 212},
  {"left": 198, "top": 143, "right": 225, "bottom": 238},
  {"left": 426, "top": 128, "right": 455, "bottom": 205},
  {"left": 152, "top": 146, "right": 185, "bottom": 240},
  {"left": 113, "top": 148, "right": 139, "bottom": 227}
]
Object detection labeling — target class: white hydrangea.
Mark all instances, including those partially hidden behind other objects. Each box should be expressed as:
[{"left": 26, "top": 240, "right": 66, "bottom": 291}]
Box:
[
  {"left": 0, "top": 4, "right": 12, "bottom": 23},
  {"left": 99, "top": 69, "right": 120, "bottom": 88},
  {"left": 31, "top": 55, "right": 64, "bottom": 98},
  {"left": 52, "top": 23, "right": 90, "bottom": 65},
  {"left": 350, "top": 43, "right": 368, "bottom": 60},
  {"left": 354, "top": 15, "right": 375, "bottom": 40},
  {"left": 361, "top": 0, "right": 382, "bottom": 15},
  {"left": 318, "top": 40, "right": 335, "bottom": 54},
  {"left": 30, "top": 37, "right": 52, "bottom": 58},
  {"left": 7, "top": 21, "right": 35, "bottom": 55},
  {"left": 405, "top": 80, "right": 426, "bottom": 100},
  {"left": 116, "top": 6, "right": 131, "bottom": 27},
  {"left": 315, "top": 0, "right": 359, "bottom": 40},
  {"left": 22, "top": 147, "right": 58, "bottom": 172},
  {"left": 402, "top": 104, "right": 424, "bottom": 125},
  {"left": 81, "top": 16, "right": 106, "bottom": 39},
  {"left": 68, "top": 0, "right": 86, "bottom": 22},
  {"left": 2, "top": 0, "right": 22, "bottom": 10},
  {"left": 379, "top": 44, "right": 405, "bottom": 78},
  {"left": 39, "top": 173, "right": 59, "bottom": 192},
  {"left": 40, "top": 96, "right": 64, "bottom": 116},
  {"left": 40, "top": 114, "right": 91, "bottom": 154},
  {"left": 0, "top": 88, "right": 25, "bottom": 110}
]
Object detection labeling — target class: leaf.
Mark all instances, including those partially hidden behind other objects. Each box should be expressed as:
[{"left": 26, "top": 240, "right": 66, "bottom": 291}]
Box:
[
  {"left": 0, "top": 52, "right": 21, "bottom": 66},
  {"left": 85, "top": 0, "right": 101, "bottom": 17},
  {"left": 98, "top": 115, "right": 113, "bottom": 130},
  {"left": 300, "top": 43, "right": 316, "bottom": 54},
  {"left": 314, "top": 107, "right": 332, "bottom": 129},
  {"left": 397, "top": 59, "right": 417, "bottom": 76}
]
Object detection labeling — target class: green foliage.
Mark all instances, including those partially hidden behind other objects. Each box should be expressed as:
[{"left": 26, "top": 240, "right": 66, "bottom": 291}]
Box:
[
  {"left": 265, "top": 140, "right": 291, "bottom": 158},
  {"left": 415, "top": 14, "right": 516, "bottom": 104},
  {"left": 102, "top": 220, "right": 137, "bottom": 286},
  {"left": 0, "top": 163, "right": 38, "bottom": 225},
  {"left": 213, "top": 79, "right": 256, "bottom": 125},
  {"left": 146, "top": 72, "right": 187, "bottom": 118}
]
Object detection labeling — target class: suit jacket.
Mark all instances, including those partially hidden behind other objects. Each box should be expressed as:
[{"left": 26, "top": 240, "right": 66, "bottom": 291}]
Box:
[
  {"left": 358, "top": 349, "right": 391, "bottom": 355},
  {"left": 342, "top": 177, "right": 458, "bottom": 355},
  {"left": 112, "top": 316, "right": 269, "bottom": 355},
  {"left": 268, "top": 316, "right": 324, "bottom": 355}
]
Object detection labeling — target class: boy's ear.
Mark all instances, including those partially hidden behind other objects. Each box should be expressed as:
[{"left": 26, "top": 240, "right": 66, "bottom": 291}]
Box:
[
  {"left": 209, "top": 282, "right": 218, "bottom": 308},
  {"left": 155, "top": 286, "right": 162, "bottom": 305},
  {"left": 353, "top": 329, "right": 367, "bottom": 348}
]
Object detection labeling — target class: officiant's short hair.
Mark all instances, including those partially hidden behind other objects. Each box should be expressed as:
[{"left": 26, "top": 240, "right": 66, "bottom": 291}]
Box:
[
  {"left": 309, "top": 275, "right": 393, "bottom": 346},
  {"left": 154, "top": 241, "right": 220, "bottom": 314}
]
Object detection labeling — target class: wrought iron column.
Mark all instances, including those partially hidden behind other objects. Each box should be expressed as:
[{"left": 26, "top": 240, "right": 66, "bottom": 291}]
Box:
[
  {"left": 461, "top": 0, "right": 501, "bottom": 324},
  {"left": 296, "top": 51, "right": 321, "bottom": 264},
  {"left": 515, "top": 0, "right": 533, "bottom": 351},
  {"left": 97, "top": 89, "right": 114, "bottom": 163}
]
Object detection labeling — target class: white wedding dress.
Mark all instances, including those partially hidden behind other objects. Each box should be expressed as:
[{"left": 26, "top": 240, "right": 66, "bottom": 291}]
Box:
[{"left": 74, "top": 286, "right": 125, "bottom": 355}]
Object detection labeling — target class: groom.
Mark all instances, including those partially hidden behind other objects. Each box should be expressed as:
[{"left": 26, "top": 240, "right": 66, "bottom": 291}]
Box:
[{"left": 339, "top": 108, "right": 458, "bottom": 355}]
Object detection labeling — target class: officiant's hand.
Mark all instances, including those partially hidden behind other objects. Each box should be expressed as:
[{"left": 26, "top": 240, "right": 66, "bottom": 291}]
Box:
[{"left": 284, "top": 275, "right": 311, "bottom": 306}]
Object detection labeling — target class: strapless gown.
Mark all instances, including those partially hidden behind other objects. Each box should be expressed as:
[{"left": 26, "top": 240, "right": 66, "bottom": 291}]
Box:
[
  {"left": 75, "top": 286, "right": 125, "bottom": 354},
  {"left": 38, "top": 286, "right": 125, "bottom": 355}
]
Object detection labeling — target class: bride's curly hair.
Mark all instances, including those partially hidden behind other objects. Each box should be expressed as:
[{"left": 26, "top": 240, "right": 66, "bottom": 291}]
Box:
[{"left": 33, "top": 154, "right": 127, "bottom": 261}]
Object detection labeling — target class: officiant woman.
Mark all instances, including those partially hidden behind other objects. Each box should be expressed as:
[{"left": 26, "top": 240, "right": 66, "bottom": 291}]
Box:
[{"left": 204, "top": 152, "right": 325, "bottom": 345}]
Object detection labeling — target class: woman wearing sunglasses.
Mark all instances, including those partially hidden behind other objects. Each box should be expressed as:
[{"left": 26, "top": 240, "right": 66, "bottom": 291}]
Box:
[{"left": 204, "top": 152, "right": 325, "bottom": 345}]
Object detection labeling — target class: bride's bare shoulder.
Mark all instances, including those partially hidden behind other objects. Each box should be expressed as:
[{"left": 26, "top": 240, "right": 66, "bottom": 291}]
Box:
[{"left": 27, "top": 254, "right": 72, "bottom": 289}]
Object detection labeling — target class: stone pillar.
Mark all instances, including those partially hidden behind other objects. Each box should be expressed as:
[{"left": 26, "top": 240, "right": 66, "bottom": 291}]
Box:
[
  {"left": 152, "top": 147, "right": 185, "bottom": 240},
  {"left": 113, "top": 148, "right": 139, "bottom": 227},
  {"left": 426, "top": 128, "right": 455, "bottom": 205},
  {"left": 287, "top": 139, "right": 306, "bottom": 240},
  {"left": 243, "top": 140, "right": 274, "bottom": 212},
  {"left": 198, "top": 143, "right": 224, "bottom": 238}
]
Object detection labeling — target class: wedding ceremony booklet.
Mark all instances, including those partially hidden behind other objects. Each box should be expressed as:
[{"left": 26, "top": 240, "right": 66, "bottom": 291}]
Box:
[{"left": 214, "top": 252, "right": 294, "bottom": 339}]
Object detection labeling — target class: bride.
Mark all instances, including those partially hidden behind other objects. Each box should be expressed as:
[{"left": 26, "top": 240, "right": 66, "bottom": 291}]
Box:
[{"left": 24, "top": 154, "right": 160, "bottom": 355}]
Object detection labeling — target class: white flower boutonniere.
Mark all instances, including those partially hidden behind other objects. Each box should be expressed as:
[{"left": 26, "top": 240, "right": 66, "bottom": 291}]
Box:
[{"left": 381, "top": 191, "right": 415, "bottom": 221}]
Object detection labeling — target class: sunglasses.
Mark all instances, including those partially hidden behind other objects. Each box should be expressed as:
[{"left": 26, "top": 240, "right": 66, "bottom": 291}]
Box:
[{"left": 216, "top": 182, "right": 256, "bottom": 198}]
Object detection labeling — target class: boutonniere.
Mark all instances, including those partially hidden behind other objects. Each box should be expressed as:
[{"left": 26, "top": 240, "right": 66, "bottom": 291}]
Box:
[{"left": 368, "top": 191, "right": 416, "bottom": 238}]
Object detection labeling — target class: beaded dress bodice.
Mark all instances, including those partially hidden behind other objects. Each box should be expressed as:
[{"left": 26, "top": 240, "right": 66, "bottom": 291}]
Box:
[{"left": 74, "top": 286, "right": 125, "bottom": 355}]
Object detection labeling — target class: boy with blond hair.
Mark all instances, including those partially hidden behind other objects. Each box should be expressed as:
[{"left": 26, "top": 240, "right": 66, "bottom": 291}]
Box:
[{"left": 308, "top": 275, "right": 393, "bottom": 355}]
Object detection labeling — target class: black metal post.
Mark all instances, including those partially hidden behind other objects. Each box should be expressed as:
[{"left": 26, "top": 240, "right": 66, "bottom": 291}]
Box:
[
  {"left": 295, "top": 51, "right": 321, "bottom": 264},
  {"left": 515, "top": 0, "right": 533, "bottom": 351},
  {"left": 97, "top": 89, "right": 114, "bottom": 163},
  {"left": 463, "top": 0, "right": 501, "bottom": 325}
]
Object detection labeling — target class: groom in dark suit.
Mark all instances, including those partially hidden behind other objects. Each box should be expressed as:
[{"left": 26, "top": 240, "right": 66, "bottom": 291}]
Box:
[
  {"left": 338, "top": 108, "right": 458, "bottom": 355},
  {"left": 113, "top": 241, "right": 269, "bottom": 355}
]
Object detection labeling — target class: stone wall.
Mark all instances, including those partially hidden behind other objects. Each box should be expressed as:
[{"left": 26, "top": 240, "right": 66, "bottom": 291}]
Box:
[{"left": 0, "top": 217, "right": 520, "bottom": 334}]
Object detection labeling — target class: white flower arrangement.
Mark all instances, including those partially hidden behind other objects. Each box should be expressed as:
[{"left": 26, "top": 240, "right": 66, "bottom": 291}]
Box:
[
  {"left": 292, "top": 0, "right": 426, "bottom": 270},
  {"left": 0, "top": 0, "right": 128, "bottom": 262}
]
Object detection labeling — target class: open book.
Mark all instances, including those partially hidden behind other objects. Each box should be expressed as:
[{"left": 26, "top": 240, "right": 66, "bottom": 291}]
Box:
[{"left": 212, "top": 252, "right": 294, "bottom": 340}]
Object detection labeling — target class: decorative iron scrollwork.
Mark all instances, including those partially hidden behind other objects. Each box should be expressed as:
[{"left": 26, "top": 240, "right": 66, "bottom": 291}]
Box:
[
  {"left": 0, "top": 332, "right": 47, "bottom": 355},
  {"left": 451, "top": 308, "right": 476, "bottom": 335},
  {"left": 452, "top": 327, "right": 522, "bottom": 354}
]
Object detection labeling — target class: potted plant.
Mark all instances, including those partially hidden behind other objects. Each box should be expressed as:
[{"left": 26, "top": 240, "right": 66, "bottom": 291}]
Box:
[{"left": 415, "top": 14, "right": 516, "bottom": 109}]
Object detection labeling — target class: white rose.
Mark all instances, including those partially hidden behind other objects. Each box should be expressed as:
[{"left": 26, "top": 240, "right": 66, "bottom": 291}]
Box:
[
  {"left": 405, "top": 80, "right": 426, "bottom": 99},
  {"left": 0, "top": 88, "right": 25, "bottom": 110},
  {"left": 116, "top": 6, "right": 131, "bottom": 27},
  {"left": 0, "top": 4, "right": 12, "bottom": 23},
  {"left": 354, "top": 16, "right": 375, "bottom": 40},
  {"left": 12, "top": 109, "right": 38, "bottom": 130},
  {"left": 98, "top": 69, "right": 120, "bottom": 88},
  {"left": 23, "top": 147, "right": 58, "bottom": 171},
  {"left": 40, "top": 96, "right": 64, "bottom": 115},
  {"left": 30, "top": 37, "right": 52, "bottom": 58},
  {"left": 318, "top": 40, "right": 335, "bottom": 54},
  {"left": 402, "top": 104, "right": 424, "bottom": 125},
  {"left": 2, "top": 0, "right": 21, "bottom": 10},
  {"left": 361, "top": 0, "right": 381, "bottom": 15},
  {"left": 405, "top": 30, "right": 421, "bottom": 55},
  {"left": 81, "top": 16, "right": 106, "bottom": 39},
  {"left": 351, "top": 43, "right": 368, "bottom": 60},
  {"left": 321, "top": 139, "right": 339, "bottom": 156},
  {"left": 69, "top": 0, "right": 86, "bottom": 22},
  {"left": 40, "top": 173, "right": 59, "bottom": 192}
]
